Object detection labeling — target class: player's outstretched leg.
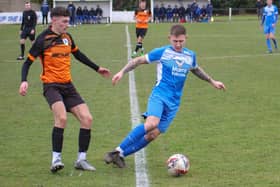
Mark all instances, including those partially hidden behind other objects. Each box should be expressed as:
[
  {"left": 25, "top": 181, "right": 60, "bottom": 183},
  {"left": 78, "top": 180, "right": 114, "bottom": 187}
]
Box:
[
  {"left": 103, "top": 123, "right": 146, "bottom": 168},
  {"left": 121, "top": 136, "right": 149, "bottom": 157},
  {"left": 104, "top": 150, "right": 126, "bottom": 168}
]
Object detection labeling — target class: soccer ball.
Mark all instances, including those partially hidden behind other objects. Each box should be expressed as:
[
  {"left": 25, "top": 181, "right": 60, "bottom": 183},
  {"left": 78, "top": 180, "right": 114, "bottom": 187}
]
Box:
[{"left": 166, "top": 154, "right": 190, "bottom": 177}]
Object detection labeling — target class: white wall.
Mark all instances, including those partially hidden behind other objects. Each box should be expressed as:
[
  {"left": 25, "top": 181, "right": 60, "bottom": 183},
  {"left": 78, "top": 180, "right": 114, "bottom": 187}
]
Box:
[
  {"left": 0, "top": 11, "right": 47, "bottom": 24},
  {"left": 0, "top": 11, "right": 134, "bottom": 24},
  {"left": 112, "top": 11, "right": 134, "bottom": 23},
  {"left": 55, "top": 1, "right": 111, "bottom": 17}
]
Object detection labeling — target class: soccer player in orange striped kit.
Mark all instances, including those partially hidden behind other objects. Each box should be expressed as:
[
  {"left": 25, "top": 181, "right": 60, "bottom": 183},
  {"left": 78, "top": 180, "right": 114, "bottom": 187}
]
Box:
[{"left": 131, "top": 0, "right": 152, "bottom": 58}]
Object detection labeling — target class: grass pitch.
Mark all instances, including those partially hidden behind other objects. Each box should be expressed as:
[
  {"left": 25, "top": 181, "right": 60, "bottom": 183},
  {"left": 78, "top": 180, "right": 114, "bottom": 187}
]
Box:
[{"left": 0, "top": 18, "right": 279, "bottom": 187}]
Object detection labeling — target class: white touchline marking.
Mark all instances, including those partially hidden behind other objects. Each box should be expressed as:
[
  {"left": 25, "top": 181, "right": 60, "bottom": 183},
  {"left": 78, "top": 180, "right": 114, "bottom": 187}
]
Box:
[{"left": 125, "top": 25, "right": 149, "bottom": 187}]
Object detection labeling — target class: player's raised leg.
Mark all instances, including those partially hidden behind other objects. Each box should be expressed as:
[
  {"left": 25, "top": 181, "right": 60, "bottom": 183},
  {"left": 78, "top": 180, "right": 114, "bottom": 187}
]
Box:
[{"left": 105, "top": 116, "right": 161, "bottom": 168}]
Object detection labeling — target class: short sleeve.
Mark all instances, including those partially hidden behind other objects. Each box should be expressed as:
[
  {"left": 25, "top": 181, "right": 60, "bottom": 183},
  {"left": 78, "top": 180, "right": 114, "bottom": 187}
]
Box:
[
  {"left": 192, "top": 52, "right": 198, "bottom": 69},
  {"left": 146, "top": 47, "right": 166, "bottom": 63}
]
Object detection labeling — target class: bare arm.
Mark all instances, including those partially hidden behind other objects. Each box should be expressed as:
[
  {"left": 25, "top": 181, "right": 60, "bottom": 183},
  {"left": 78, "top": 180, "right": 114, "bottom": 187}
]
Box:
[
  {"left": 121, "top": 56, "right": 148, "bottom": 74},
  {"left": 112, "top": 56, "right": 148, "bottom": 85},
  {"left": 191, "top": 66, "right": 226, "bottom": 90},
  {"left": 191, "top": 66, "right": 212, "bottom": 82}
]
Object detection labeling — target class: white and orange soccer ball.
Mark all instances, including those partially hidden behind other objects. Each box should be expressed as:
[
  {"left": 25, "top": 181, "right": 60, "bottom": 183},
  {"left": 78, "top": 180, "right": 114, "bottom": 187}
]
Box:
[{"left": 166, "top": 153, "right": 190, "bottom": 177}]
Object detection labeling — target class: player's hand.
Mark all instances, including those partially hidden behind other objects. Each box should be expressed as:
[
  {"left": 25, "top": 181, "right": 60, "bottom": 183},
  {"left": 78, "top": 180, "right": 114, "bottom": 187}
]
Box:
[
  {"left": 19, "top": 81, "right": 28, "bottom": 96},
  {"left": 112, "top": 71, "right": 124, "bottom": 86},
  {"left": 19, "top": 30, "right": 22, "bottom": 35},
  {"left": 210, "top": 80, "right": 226, "bottom": 91},
  {"left": 30, "top": 29, "right": 35, "bottom": 34},
  {"left": 272, "top": 24, "right": 276, "bottom": 28},
  {"left": 97, "top": 67, "right": 111, "bottom": 78}
]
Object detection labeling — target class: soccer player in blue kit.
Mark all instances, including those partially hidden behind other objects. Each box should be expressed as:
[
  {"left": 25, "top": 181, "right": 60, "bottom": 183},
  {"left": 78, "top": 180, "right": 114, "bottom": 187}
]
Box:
[
  {"left": 104, "top": 24, "right": 226, "bottom": 168},
  {"left": 261, "top": 0, "right": 278, "bottom": 53}
]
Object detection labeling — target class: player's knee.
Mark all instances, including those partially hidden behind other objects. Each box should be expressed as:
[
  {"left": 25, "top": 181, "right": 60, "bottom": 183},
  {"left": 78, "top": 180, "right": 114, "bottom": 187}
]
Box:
[
  {"left": 81, "top": 114, "right": 93, "bottom": 127},
  {"left": 145, "top": 131, "right": 160, "bottom": 141},
  {"left": 56, "top": 115, "right": 67, "bottom": 127},
  {"left": 145, "top": 121, "right": 158, "bottom": 131}
]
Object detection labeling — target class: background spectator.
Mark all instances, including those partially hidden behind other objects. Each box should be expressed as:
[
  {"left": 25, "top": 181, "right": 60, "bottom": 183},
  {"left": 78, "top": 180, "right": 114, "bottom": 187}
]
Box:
[
  {"left": 173, "top": 5, "right": 179, "bottom": 23},
  {"left": 256, "top": 0, "right": 263, "bottom": 20},
  {"left": 96, "top": 5, "right": 103, "bottom": 24},
  {"left": 76, "top": 6, "right": 83, "bottom": 25},
  {"left": 159, "top": 3, "right": 166, "bottom": 23},
  {"left": 41, "top": 0, "right": 49, "bottom": 25},
  {"left": 153, "top": 4, "right": 160, "bottom": 23},
  {"left": 166, "top": 5, "right": 173, "bottom": 22},
  {"left": 206, "top": 0, "right": 213, "bottom": 22},
  {"left": 178, "top": 4, "right": 186, "bottom": 23},
  {"left": 82, "top": 6, "right": 89, "bottom": 24},
  {"left": 89, "top": 7, "right": 97, "bottom": 24},
  {"left": 67, "top": 1, "right": 76, "bottom": 26}
]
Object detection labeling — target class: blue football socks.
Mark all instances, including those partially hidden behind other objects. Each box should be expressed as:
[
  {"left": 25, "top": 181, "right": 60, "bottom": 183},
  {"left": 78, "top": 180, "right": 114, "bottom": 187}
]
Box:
[
  {"left": 119, "top": 124, "right": 146, "bottom": 151},
  {"left": 123, "top": 136, "right": 149, "bottom": 157},
  {"left": 266, "top": 39, "right": 272, "bottom": 52}
]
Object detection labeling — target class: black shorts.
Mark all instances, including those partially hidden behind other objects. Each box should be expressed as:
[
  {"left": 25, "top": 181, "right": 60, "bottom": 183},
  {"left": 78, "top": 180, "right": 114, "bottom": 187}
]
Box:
[
  {"left": 20, "top": 27, "right": 35, "bottom": 41},
  {"left": 43, "top": 82, "right": 85, "bottom": 112},
  {"left": 136, "top": 28, "right": 147, "bottom": 38}
]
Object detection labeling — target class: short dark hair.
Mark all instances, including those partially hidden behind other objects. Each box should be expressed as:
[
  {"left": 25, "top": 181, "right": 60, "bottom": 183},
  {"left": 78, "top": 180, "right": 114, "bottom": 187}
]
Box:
[
  {"left": 170, "top": 24, "right": 186, "bottom": 36},
  {"left": 51, "top": 7, "right": 70, "bottom": 18}
]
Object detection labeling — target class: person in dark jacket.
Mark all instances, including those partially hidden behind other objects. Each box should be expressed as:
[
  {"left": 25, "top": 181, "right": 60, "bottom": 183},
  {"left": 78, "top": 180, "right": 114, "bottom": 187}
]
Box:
[
  {"left": 95, "top": 5, "right": 103, "bottom": 24},
  {"left": 41, "top": 0, "right": 49, "bottom": 25},
  {"left": 67, "top": 1, "right": 76, "bottom": 26},
  {"left": 17, "top": 1, "right": 37, "bottom": 60}
]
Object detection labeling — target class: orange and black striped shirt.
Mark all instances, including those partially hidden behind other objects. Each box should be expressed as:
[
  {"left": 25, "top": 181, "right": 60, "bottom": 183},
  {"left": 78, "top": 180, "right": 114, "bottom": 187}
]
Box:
[
  {"left": 28, "top": 27, "right": 78, "bottom": 83},
  {"left": 135, "top": 8, "right": 151, "bottom": 29}
]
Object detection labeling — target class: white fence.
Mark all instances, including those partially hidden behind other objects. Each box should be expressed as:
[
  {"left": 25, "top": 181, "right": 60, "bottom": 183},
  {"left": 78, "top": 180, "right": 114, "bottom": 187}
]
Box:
[
  {"left": 0, "top": 11, "right": 49, "bottom": 24},
  {"left": 0, "top": 11, "right": 135, "bottom": 24}
]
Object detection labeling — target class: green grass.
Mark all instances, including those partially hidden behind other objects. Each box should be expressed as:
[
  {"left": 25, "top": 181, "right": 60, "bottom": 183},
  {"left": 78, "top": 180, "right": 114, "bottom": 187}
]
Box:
[{"left": 0, "top": 18, "right": 280, "bottom": 186}]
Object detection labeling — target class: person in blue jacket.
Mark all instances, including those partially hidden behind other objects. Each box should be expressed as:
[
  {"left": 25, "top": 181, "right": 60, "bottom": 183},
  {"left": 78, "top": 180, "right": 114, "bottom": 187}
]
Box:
[{"left": 41, "top": 0, "right": 49, "bottom": 25}]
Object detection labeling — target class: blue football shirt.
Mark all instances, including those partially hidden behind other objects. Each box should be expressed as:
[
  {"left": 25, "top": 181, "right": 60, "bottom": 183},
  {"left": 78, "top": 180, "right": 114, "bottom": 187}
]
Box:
[
  {"left": 263, "top": 5, "right": 278, "bottom": 26},
  {"left": 145, "top": 45, "right": 197, "bottom": 104}
]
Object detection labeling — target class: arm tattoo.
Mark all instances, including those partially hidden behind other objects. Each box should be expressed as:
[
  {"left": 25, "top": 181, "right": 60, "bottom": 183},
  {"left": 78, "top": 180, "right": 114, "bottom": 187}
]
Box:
[
  {"left": 191, "top": 66, "right": 212, "bottom": 82},
  {"left": 122, "top": 58, "right": 143, "bottom": 74}
]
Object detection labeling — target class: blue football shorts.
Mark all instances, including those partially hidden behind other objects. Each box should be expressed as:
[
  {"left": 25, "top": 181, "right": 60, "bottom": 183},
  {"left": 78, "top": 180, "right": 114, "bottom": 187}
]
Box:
[
  {"left": 264, "top": 25, "right": 276, "bottom": 34},
  {"left": 142, "top": 93, "right": 179, "bottom": 133}
]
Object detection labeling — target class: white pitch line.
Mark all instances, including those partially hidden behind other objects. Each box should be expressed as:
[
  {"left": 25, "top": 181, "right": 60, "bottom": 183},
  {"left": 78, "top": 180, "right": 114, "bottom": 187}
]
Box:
[{"left": 125, "top": 25, "right": 149, "bottom": 187}]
